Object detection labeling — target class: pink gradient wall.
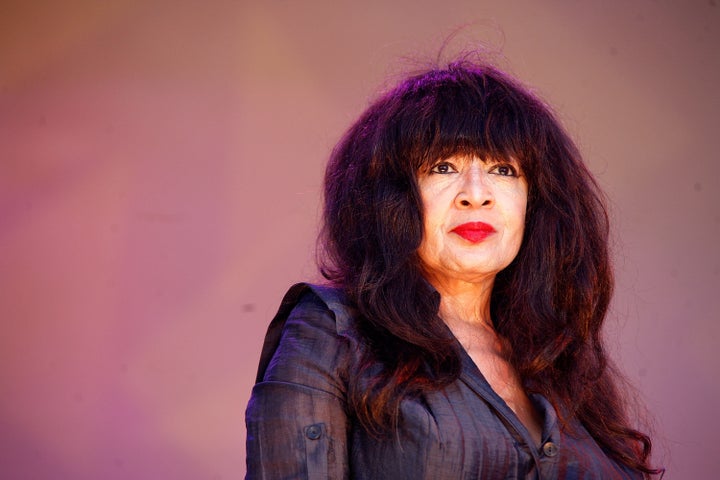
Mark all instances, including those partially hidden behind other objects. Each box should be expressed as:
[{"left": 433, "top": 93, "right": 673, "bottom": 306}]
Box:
[{"left": 1, "top": 1, "right": 717, "bottom": 478}]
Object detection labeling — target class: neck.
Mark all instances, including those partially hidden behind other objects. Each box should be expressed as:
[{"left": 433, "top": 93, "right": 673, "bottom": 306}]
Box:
[{"left": 425, "top": 274, "right": 495, "bottom": 329}]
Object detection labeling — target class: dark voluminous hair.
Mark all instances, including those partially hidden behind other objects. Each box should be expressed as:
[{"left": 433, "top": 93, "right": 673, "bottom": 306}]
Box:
[{"left": 319, "top": 59, "right": 660, "bottom": 477}]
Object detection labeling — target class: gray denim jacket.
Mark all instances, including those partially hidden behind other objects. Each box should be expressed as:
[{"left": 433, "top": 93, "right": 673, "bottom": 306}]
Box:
[{"left": 245, "top": 283, "right": 643, "bottom": 479}]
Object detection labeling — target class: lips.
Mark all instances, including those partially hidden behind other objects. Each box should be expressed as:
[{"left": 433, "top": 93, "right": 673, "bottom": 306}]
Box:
[{"left": 451, "top": 222, "right": 496, "bottom": 243}]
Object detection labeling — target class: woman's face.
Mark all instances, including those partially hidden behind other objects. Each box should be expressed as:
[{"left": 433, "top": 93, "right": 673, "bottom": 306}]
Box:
[{"left": 416, "top": 154, "right": 528, "bottom": 288}]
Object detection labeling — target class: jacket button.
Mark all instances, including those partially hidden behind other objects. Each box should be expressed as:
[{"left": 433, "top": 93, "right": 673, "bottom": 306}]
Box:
[
  {"left": 305, "top": 424, "right": 322, "bottom": 440},
  {"left": 542, "top": 441, "right": 559, "bottom": 457}
]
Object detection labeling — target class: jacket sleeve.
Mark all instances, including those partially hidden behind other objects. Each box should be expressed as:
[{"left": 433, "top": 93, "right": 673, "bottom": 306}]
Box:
[{"left": 245, "top": 287, "right": 351, "bottom": 479}]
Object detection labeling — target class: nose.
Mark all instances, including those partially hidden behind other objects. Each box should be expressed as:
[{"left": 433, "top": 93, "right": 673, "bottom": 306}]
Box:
[{"left": 455, "top": 165, "right": 493, "bottom": 209}]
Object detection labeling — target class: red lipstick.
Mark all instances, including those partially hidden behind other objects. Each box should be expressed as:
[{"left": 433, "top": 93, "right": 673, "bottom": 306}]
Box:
[{"left": 451, "top": 222, "right": 496, "bottom": 243}]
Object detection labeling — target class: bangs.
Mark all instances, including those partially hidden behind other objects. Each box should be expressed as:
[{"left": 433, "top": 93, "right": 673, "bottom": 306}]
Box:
[{"left": 386, "top": 67, "right": 542, "bottom": 174}]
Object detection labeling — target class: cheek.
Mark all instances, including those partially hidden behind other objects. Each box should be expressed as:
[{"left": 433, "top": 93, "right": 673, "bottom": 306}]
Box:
[
  {"left": 421, "top": 195, "right": 444, "bottom": 232},
  {"left": 502, "top": 190, "right": 528, "bottom": 246},
  {"left": 516, "top": 202, "right": 528, "bottom": 230},
  {"left": 514, "top": 209, "right": 527, "bottom": 242},
  {"left": 418, "top": 205, "right": 447, "bottom": 263},
  {"left": 420, "top": 216, "right": 442, "bottom": 254},
  {"left": 512, "top": 185, "right": 529, "bottom": 230}
]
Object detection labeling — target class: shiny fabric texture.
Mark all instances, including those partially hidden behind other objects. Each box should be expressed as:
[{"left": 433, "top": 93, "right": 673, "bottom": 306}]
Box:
[{"left": 245, "top": 283, "right": 642, "bottom": 479}]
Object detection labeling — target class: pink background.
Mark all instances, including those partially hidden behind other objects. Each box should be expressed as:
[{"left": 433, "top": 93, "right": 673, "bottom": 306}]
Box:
[{"left": 1, "top": 1, "right": 718, "bottom": 478}]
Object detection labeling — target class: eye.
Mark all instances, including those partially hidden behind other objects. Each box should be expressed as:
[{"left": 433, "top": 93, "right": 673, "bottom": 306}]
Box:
[
  {"left": 489, "top": 163, "right": 519, "bottom": 177},
  {"left": 429, "top": 162, "right": 457, "bottom": 174}
]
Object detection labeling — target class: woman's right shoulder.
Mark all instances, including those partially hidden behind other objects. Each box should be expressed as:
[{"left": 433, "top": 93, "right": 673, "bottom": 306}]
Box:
[
  {"left": 253, "top": 283, "right": 360, "bottom": 388},
  {"left": 275, "top": 282, "right": 356, "bottom": 335}
]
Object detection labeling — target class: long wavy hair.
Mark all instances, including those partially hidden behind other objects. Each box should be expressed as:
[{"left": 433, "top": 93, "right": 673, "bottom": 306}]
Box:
[{"left": 319, "top": 59, "right": 660, "bottom": 477}]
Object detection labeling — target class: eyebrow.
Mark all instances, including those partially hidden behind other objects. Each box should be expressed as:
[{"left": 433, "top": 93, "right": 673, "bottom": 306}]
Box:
[{"left": 420, "top": 155, "right": 521, "bottom": 172}]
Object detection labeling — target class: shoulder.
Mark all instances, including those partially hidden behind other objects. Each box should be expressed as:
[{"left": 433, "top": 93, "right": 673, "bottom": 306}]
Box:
[
  {"left": 254, "top": 283, "right": 359, "bottom": 389},
  {"left": 246, "top": 283, "right": 356, "bottom": 479},
  {"left": 283, "top": 282, "right": 355, "bottom": 334},
  {"left": 268, "top": 282, "right": 356, "bottom": 342}
]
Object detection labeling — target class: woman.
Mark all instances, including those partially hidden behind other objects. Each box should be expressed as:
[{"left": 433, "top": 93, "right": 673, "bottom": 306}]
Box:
[{"left": 245, "top": 58, "right": 662, "bottom": 479}]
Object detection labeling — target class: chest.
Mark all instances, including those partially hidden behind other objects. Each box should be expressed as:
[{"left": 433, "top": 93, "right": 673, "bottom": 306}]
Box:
[
  {"left": 464, "top": 348, "right": 543, "bottom": 446},
  {"left": 348, "top": 379, "right": 639, "bottom": 480}
]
